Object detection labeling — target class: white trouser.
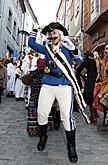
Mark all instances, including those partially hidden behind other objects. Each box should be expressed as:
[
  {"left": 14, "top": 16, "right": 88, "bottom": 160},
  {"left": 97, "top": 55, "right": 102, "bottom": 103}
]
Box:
[{"left": 37, "top": 84, "right": 75, "bottom": 131}]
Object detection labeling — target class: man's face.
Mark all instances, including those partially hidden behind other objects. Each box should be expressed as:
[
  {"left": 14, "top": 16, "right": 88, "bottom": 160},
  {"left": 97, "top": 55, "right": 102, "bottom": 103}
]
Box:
[
  {"left": 48, "top": 29, "right": 60, "bottom": 45},
  {"left": 104, "top": 50, "right": 108, "bottom": 57}
]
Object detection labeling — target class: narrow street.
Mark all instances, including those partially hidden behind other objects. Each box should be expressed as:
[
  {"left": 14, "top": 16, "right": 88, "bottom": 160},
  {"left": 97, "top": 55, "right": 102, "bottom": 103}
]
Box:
[{"left": 0, "top": 95, "right": 108, "bottom": 165}]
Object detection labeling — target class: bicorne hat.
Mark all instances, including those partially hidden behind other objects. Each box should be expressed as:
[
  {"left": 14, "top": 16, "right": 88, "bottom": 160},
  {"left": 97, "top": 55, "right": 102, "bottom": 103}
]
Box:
[{"left": 41, "top": 22, "right": 68, "bottom": 36}]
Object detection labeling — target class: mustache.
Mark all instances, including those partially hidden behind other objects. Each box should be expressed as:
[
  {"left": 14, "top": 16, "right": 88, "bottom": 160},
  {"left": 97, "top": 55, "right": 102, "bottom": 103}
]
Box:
[{"left": 47, "top": 36, "right": 59, "bottom": 40}]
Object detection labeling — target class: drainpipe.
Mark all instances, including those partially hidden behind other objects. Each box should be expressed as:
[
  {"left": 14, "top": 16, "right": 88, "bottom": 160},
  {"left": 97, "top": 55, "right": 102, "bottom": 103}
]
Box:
[
  {"left": 81, "top": 0, "right": 84, "bottom": 32},
  {"left": 21, "top": 12, "right": 25, "bottom": 53}
]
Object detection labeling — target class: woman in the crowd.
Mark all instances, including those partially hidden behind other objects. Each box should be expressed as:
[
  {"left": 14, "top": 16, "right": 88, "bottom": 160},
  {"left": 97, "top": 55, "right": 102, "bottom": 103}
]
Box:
[
  {"left": 21, "top": 50, "right": 38, "bottom": 108},
  {"left": 0, "top": 58, "right": 7, "bottom": 103},
  {"left": 6, "top": 58, "right": 16, "bottom": 97},
  {"left": 92, "top": 45, "right": 108, "bottom": 128},
  {"left": 14, "top": 60, "right": 25, "bottom": 101},
  {"left": 94, "top": 51, "right": 102, "bottom": 82},
  {"left": 27, "top": 52, "right": 46, "bottom": 136},
  {"left": 76, "top": 52, "right": 98, "bottom": 121}
]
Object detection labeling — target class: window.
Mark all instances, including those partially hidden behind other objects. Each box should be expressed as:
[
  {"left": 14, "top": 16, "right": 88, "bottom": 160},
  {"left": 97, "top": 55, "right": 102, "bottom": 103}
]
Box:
[
  {"left": 74, "top": 0, "right": 80, "bottom": 26},
  {"left": 90, "top": 0, "right": 100, "bottom": 22},
  {"left": 12, "top": 21, "right": 17, "bottom": 39},
  {"left": 7, "top": 9, "right": 12, "bottom": 32},
  {"left": 16, "top": 0, "right": 19, "bottom": 8},
  {"left": 96, "top": 0, "right": 99, "bottom": 12},
  {"left": 16, "top": 28, "right": 20, "bottom": 45},
  {"left": 91, "top": 0, "right": 94, "bottom": 13},
  {"left": 70, "top": 0, "right": 74, "bottom": 21},
  {"left": 75, "top": 0, "right": 80, "bottom": 18}
]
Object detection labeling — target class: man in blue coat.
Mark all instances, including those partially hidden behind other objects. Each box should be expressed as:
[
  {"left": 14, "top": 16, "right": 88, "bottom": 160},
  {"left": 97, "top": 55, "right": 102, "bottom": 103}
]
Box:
[{"left": 28, "top": 22, "right": 90, "bottom": 163}]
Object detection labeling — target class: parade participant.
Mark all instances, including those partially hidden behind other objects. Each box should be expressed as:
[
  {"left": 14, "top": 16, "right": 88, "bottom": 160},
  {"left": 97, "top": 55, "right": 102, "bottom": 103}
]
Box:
[
  {"left": 28, "top": 22, "right": 90, "bottom": 163},
  {"left": 93, "top": 51, "right": 102, "bottom": 82},
  {"left": 14, "top": 60, "right": 25, "bottom": 101},
  {"left": 27, "top": 52, "right": 60, "bottom": 136},
  {"left": 27, "top": 53, "right": 46, "bottom": 136},
  {"left": 6, "top": 58, "right": 16, "bottom": 97},
  {"left": 21, "top": 50, "right": 41, "bottom": 136},
  {"left": 76, "top": 52, "right": 98, "bottom": 121},
  {"left": 91, "top": 45, "right": 108, "bottom": 127},
  {"left": 101, "top": 45, "right": 108, "bottom": 81},
  {"left": 21, "top": 50, "right": 38, "bottom": 108},
  {"left": 0, "top": 58, "right": 7, "bottom": 103}
]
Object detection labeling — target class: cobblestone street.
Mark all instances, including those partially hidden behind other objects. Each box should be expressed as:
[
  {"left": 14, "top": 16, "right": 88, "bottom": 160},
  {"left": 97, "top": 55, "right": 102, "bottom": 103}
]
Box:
[{"left": 0, "top": 95, "right": 108, "bottom": 165}]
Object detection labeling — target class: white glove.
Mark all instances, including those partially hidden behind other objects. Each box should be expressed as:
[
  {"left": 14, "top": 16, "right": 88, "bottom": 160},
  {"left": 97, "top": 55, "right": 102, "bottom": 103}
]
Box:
[{"left": 60, "top": 35, "right": 75, "bottom": 50}]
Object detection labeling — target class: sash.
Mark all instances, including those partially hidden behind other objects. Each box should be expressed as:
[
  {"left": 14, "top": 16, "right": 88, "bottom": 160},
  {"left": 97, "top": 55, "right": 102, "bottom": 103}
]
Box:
[{"left": 45, "top": 44, "right": 90, "bottom": 124}]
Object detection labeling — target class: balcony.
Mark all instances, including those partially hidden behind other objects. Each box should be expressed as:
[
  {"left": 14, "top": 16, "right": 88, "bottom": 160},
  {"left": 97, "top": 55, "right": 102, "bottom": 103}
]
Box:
[{"left": 85, "top": 9, "right": 108, "bottom": 34}]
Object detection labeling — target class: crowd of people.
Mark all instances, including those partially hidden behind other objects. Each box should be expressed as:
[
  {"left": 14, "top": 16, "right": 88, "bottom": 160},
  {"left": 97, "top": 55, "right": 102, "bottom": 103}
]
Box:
[
  {"left": 76, "top": 48, "right": 108, "bottom": 130},
  {"left": 91, "top": 46, "right": 108, "bottom": 130},
  {"left": 0, "top": 22, "right": 108, "bottom": 163}
]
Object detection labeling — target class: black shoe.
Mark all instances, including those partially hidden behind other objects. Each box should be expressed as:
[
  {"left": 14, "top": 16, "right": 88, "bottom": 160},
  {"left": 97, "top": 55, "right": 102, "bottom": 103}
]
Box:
[
  {"left": 37, "top": 135, "right": 48, "bottom": 151},
  {"left": 16, "top": 98, "right": 20, "bottom": 101},
  {"left": 6, "top": 93, "right": 12, "bottom": 97},
  {"left": 20, "top": 97, "right": 24, "bottom": 101},
  {"left": 67, "top": 143, "right": 78, "bottom": 163}
]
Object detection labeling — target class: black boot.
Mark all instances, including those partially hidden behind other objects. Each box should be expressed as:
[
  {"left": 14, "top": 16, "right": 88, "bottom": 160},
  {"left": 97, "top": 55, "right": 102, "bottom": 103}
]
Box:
[
  {"left": 37, "top": 124, "right": 48, "bottom": 151},
  {"left": 65, "top": 130, "right": 78, "bottom": 163}
]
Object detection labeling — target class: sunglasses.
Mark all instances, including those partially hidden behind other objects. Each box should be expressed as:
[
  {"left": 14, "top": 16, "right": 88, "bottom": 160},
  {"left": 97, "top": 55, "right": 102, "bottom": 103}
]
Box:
[{"left": 47, "top": 37, "right": 58, "bottom": 40}]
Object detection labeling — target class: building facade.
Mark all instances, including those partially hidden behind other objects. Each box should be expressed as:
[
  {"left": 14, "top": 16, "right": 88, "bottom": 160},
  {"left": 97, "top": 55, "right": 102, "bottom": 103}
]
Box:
[
  {"left": 56, "top": 0, "right": 83, "bottom": 50},
  {"left": 56, "top": 0, "right": 70, "bottom": 29},
  {"left": 0, "top": 0, "right": 39, "bottom": 58},
  {"left": 20, "top": 0, "right": 39, "bottom": 55},
  {"left": 83, "top": 0, "right": 108, "bottom": 56},
  {"left": 68, "top": 0, "right": 83, "bottom": 50},
  {"left": 0, "top": 0, "right": 26, "bottom": 58}
]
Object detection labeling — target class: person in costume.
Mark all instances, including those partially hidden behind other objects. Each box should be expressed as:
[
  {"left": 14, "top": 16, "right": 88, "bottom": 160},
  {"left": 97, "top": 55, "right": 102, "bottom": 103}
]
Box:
[
  {"left": 27, "top": 53, "right": 46, "bottom": 136},
  {"left": 76, "top": 52, "right": 97, "bottom": 121},
  {"left": 93, "top": 51, "right": 102, "bottom": 82},
  {"left": 0, "top": 58, "right": 7, "bottom": 103},
  {"left": 28, "top": 22, "right": 90, "bottom": 163},
  {"left": 21, "top": 50, "right": 38, "bottom": 108},
  {"left": 14, "top": 60, "right": 25, "bottom": 101},
  {"left": 101, "top": 45, "right": 108, "bottom": 81},
  {"left": 91, "top": 45, "right": 108, "bottom": 128},
  {"left": 6, "top": 58, "right": 16, "bottom": 97},
  {"left": 21, "top": 50, "right": 42, "bottom": 135}
]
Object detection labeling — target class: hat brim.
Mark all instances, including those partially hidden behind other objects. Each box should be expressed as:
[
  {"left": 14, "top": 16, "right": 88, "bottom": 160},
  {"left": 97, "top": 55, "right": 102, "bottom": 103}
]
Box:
[{"left": 41, "top": 22, "right": 68, "bottom": 36}]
